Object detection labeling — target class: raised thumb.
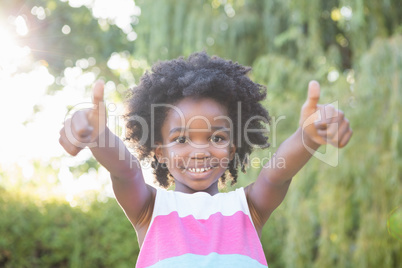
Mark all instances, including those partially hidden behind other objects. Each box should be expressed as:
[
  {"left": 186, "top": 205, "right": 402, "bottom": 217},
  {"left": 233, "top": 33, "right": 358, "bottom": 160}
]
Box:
[
  {"left": 92, "top": 80, "right": 105, "bottom": 108},
  {"left": 305, "top": 80, "right": 320, "bottom": 109}
]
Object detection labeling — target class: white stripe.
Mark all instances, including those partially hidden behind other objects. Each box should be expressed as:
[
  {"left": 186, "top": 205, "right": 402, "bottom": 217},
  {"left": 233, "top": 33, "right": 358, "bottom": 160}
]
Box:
[
  {"left": 148, "top": 252, "right": 268, "bottom": 268},
  {"left": 152, "top": 187, "right": 251, "bottom": 220}
]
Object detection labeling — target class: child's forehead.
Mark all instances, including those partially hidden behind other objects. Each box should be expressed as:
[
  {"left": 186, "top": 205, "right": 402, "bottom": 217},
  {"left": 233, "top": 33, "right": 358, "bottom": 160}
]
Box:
[{"left": 162, "top": 97, "right": 232, "bottom": 128}]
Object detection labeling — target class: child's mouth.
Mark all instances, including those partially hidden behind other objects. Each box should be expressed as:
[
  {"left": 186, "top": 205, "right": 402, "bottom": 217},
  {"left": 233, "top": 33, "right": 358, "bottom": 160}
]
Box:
[{"left": 186, "top": 167, "right": 213, "bottom": 173}]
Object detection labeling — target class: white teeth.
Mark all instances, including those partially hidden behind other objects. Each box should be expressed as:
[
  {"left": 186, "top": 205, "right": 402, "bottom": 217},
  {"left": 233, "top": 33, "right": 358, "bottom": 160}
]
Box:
[{"left": 188, "top": 167, "right": 212, "bottom": 173}]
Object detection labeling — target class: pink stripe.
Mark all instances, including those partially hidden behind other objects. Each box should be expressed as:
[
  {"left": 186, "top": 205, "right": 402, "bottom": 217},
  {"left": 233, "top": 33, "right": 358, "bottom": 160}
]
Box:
[{"left": 136, "top": 211, "right": 267, "bottom": 267}]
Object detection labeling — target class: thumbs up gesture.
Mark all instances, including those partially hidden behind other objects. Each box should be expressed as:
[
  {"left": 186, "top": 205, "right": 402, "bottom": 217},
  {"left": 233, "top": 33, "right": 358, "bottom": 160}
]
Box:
[
  {"left": 299, "top": 81, "right": 352, "bottom": 148},
  {"left": 59, "top": 81, "right": 107, "bottom": 156}
]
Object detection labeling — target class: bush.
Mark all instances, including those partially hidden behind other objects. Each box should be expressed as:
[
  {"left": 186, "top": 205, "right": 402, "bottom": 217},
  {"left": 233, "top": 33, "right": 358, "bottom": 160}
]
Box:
[{"left": 0, "top": 187, "right": 139, "bottom": 268}]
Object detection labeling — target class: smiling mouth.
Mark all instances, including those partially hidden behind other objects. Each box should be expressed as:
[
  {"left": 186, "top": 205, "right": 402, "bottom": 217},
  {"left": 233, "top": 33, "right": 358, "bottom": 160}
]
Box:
[{"left": 186, "top": 167, "right": 213, "bottom": 173}]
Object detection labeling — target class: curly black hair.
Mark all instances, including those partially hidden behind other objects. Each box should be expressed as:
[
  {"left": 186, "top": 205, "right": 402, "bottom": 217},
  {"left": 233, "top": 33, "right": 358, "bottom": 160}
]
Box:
[{"left": 124, "top": 52, "right": 270, "bottom": 188}]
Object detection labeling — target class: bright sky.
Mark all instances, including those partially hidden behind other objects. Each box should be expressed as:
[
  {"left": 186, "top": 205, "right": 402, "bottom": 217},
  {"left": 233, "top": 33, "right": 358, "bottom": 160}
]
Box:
[{"left": 0, "top": 0, "right": 149, "bottom": 205}]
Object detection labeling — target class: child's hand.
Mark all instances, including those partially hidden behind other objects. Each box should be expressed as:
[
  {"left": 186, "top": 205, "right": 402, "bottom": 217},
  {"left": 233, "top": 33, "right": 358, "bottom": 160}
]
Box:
[
  {"left": 59, "top": 80, "right": 107, "bottom": 156},
  {"left": 299, "top": 80, "right": 352, "bottom": 148}
]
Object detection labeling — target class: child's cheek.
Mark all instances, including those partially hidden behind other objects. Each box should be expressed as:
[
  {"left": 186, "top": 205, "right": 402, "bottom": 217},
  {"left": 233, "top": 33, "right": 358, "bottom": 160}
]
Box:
[
  {"left": 215, "top": 147, "right": 233, "bottom": 168},
  {"left": 219, "top": 156, "right": 232, "bottom": 169},
  {"left": 210, "top": 157, "right": 221, "bottom": 168}
]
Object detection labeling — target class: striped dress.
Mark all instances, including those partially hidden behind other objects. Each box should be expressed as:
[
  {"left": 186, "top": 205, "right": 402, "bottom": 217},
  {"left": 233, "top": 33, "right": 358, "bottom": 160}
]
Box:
[{"left": 136, "top": 187, "right": 268, "bottom": 267}]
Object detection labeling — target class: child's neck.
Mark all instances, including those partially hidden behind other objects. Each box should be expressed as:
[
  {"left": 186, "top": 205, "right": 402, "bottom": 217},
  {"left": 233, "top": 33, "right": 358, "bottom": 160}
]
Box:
[{"left": 174, "top": 181, "right": 220, "bottom": 195}]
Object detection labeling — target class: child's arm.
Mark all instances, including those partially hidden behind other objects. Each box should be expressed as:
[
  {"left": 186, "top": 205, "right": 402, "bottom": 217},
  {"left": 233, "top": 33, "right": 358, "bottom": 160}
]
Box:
[
  {"left": 246, "top": 81, "right": 352, "bottom": 230},
  {"left": 59, "top": 81, "right": 155, "bottom": 227}
]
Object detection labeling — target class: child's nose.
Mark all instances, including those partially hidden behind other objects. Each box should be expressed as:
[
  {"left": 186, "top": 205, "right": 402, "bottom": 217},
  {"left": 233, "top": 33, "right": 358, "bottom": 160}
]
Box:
[{"left": 189, "top": 148, "right": 211, "bottom": 159}]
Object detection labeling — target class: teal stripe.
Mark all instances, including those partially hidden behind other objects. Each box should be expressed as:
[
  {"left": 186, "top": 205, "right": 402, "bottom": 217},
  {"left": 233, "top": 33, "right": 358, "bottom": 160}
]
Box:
[{"left": 148, "top": 252, "right": 268, "bottom": 268}]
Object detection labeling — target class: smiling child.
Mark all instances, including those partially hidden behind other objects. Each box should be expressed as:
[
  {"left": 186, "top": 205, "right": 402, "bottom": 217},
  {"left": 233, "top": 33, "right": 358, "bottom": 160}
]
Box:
[{"left": 59, "top": 52, "right": 352, "bottom": 267}]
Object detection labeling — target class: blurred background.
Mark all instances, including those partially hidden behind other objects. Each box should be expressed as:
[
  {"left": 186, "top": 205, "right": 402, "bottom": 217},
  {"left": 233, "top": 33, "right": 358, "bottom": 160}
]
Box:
[{"left": 0, "top": 0, "right": 401, "bottom": 267}]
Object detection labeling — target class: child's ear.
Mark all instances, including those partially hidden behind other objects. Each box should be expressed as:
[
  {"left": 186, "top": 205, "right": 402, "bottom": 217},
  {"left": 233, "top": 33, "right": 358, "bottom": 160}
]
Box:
[
  {"left": 229, "top": 144, "right": 236, "bottom": 161},
  {"left": 154, "top": 142, "right": 164, "bottom": 163}
]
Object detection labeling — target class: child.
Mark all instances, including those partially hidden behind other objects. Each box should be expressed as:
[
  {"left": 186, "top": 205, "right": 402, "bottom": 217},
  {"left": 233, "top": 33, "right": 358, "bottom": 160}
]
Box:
[{"left": 59, "top": 52, "right": 352, "bottom": 267}]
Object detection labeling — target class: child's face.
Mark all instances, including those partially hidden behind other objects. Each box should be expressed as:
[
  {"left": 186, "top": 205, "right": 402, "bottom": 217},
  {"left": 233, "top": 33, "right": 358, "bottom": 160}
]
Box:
[{"left": 155, "top": 97, "right": 236, "bottom": 194}]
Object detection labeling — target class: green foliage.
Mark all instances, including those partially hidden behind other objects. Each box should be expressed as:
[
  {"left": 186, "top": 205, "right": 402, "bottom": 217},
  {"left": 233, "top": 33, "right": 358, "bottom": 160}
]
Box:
[
  {"left": 0, "top": 187, "right": 138, "bottom": 267},
  {"left": 247, "top": 35, "right": 401, "bottom": 268}
]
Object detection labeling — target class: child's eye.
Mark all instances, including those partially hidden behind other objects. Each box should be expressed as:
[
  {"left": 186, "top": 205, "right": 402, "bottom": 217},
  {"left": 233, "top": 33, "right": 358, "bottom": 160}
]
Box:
[
  {"left": 174, "top": 136, "right": 188, "bottom": 144},
  {"left": 210, "top": 135, "right": 224, "bottom": 143}
]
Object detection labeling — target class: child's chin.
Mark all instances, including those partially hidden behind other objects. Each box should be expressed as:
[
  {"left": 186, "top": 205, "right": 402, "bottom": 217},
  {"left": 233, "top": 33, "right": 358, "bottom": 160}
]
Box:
[{"left": 175, "top": 178, "right": 219, "bottom": 193}]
